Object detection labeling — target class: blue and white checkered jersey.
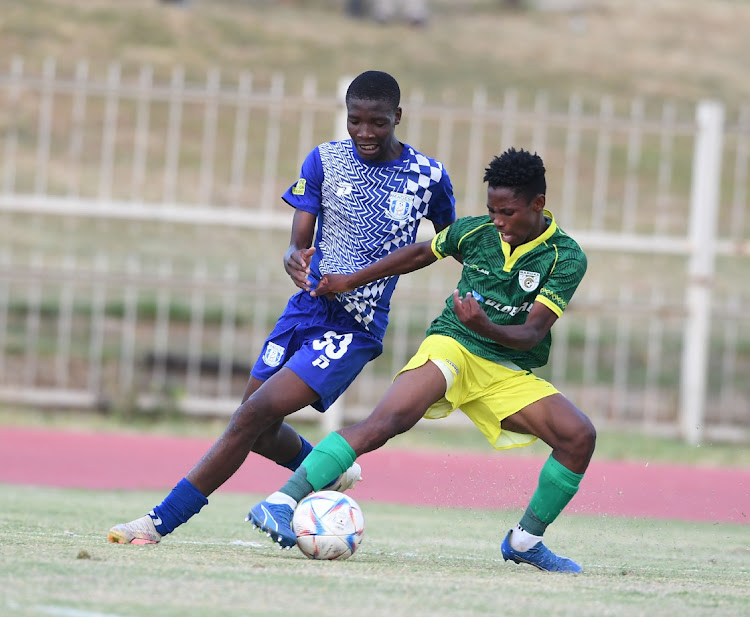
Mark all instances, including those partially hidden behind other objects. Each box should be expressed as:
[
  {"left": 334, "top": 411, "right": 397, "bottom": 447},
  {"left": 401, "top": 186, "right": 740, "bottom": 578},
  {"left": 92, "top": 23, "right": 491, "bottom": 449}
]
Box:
[{"left": 282, "top": 139, "right": 456, "bottom": 340}]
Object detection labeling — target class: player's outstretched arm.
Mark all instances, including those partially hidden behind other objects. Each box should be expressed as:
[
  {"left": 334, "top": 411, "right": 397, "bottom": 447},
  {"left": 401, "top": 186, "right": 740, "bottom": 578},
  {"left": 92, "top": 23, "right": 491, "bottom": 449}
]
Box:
[
  {"left": 284, "top": 210, "right": 317, "bottom": 291},
  {"left": 311, "top": 241, "right": 437, "bottom": 297}
]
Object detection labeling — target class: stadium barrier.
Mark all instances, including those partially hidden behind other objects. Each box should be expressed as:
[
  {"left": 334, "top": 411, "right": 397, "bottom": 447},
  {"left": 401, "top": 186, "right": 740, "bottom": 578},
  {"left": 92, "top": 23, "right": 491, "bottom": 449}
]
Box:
[{"left": 0, "top": 58, "right": 748, "bottom": 442}]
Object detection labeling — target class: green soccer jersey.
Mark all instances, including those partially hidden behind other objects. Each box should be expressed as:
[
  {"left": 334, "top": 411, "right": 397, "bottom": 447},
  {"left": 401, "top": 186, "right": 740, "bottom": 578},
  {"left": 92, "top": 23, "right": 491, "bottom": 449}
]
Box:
[{"left": 428, "top": 209, "right": 587, "bottom": 370}]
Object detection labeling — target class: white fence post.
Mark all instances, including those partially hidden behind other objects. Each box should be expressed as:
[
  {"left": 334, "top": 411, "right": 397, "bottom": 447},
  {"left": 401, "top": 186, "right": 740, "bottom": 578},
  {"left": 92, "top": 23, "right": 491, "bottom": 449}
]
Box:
[
  {"left": 1, "top": 64, "right": 749, "bottom": 440},
  {"left": 335, "top": 76, "right": 351, "bottom": 142},
  {"left": 322, "top": 397, "right": 343, "bottom": 433},
  {"left": 679, "top": 100, "right": 725, "bottom": 444}
]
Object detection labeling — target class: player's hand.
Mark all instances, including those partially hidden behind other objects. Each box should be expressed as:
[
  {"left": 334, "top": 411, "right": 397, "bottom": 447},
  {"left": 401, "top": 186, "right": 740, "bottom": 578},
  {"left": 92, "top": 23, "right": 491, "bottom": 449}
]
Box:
[
  {"left": 311, "top": 273, "right": 353, "bottom": 297},
  {"left": 452, "top": 290, "right": 492, "bottom": 335},
  {"left": 285, "top": 247, "right": 315, "bottom": 291}
]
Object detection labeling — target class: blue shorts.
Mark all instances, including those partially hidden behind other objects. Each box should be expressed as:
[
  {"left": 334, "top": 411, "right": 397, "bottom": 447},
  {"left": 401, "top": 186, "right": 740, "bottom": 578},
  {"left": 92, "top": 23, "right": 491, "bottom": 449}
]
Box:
[{"left": 251, "top": 291, "right": 384, "bottom": 412}]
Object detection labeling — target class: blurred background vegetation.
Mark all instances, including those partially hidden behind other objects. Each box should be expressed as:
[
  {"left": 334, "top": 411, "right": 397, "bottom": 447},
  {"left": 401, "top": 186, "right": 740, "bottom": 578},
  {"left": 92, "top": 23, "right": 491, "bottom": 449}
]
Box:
[{"left": 3, "top": 0, "right": 750, "bottom": 107}]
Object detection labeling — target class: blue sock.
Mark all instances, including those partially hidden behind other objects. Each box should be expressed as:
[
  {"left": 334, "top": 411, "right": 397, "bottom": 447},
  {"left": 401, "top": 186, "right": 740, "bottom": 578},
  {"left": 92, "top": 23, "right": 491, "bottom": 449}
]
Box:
[
  {"left": 279, "top": 436, "right": 313, "bottom": 471},
  {"left": 149, "top": 478, "right": 209, "bottom": 536}
]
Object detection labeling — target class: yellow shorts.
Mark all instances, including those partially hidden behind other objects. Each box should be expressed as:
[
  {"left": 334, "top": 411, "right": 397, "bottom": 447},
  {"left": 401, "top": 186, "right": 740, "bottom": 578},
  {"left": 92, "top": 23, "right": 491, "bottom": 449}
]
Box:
[{"left": 396, "top": 334, "right": 559, "bottom": 450}]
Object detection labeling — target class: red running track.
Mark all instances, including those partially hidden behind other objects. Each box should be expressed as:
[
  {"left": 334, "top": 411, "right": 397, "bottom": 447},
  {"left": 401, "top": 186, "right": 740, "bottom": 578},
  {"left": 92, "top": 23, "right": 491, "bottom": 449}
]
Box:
[{"left": 1, "top": 427, "right": 748, "bottom": 524}]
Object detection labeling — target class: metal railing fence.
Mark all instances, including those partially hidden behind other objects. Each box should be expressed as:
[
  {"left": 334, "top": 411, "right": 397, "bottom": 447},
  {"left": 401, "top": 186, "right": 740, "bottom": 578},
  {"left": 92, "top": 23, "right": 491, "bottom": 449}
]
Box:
[{"left": 1, "top": 58, "right": 748, "bottom": 442}]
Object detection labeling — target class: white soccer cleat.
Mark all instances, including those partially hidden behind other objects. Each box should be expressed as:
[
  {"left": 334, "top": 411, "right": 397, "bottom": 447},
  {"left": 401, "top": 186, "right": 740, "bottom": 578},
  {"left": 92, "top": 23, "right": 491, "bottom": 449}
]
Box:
[
  {"left": 324, "top": 462, "right": 362, "bottom": 493},
  {"left": 108, "top": 514, "right": 162, "bottom": 545}
]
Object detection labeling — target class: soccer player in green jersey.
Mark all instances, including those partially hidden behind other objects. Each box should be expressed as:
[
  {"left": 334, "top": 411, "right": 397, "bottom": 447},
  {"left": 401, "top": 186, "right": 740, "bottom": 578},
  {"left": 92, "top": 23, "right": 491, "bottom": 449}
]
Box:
[{"left": 249, "top": 147, "right": 595, "bottom": 573}]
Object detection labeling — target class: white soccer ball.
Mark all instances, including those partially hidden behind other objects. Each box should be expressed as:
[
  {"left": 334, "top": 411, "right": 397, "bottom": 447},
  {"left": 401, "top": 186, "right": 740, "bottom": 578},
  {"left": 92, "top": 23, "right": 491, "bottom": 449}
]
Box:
[{"left": 292, "top": 490, "right": 365, "bottom": 560}]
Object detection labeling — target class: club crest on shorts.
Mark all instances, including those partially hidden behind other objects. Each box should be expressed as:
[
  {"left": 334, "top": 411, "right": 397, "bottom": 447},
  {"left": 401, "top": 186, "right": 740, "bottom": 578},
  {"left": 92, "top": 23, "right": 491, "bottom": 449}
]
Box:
[
  {"left": 262, "top": 342, "right": 285, "bottom": 367},
  {"left": 386, "top": 191, "right": 413, "bottom": 221},
  {"left": 518, "top": 270, "right": 540, "bottom": 292}
]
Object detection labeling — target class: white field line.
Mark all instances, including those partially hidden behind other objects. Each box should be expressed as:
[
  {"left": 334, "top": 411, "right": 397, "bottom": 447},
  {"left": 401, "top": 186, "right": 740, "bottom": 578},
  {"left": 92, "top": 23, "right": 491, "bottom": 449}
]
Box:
[{"left": 6, "top": 602, "right": 126, "bottom": 617}]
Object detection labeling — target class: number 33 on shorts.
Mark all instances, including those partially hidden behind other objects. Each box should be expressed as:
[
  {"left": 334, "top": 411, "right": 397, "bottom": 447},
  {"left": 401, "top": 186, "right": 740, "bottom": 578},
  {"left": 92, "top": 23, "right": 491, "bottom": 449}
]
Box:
[{"left": 311, "top": 331, "right": 353, "bottom": 369}]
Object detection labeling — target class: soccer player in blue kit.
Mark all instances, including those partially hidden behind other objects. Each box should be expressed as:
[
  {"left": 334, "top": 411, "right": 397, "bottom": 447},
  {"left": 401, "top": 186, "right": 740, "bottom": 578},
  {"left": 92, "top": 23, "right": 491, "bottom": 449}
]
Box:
[{"left": 108, "top": 70, "right": 456, "bottom": 545}]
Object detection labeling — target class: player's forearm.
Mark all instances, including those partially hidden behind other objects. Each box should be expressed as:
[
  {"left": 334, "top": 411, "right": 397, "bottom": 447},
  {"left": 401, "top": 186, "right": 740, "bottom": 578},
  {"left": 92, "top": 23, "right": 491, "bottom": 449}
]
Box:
[
  {"left": 476, "top": 302, "right": 557, "bottom": 351},
  {"left": 476, "top": 322, "right": 546, "bottom": 351},
  {"left": 347, "top": 242, "right": 437, "bottom": 287}
]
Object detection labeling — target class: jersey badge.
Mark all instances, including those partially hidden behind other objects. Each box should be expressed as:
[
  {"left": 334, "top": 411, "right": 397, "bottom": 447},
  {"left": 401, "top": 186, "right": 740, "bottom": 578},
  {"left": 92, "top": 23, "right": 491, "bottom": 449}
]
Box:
[
  {"left": 519, "top": 270, "right": 541, "bottom": 292},
  {"left": 386, "top": 191, "right": 414, "bottom": 221},
  {"left": 262, "top": 341, "right": 285, "bottom": 367},
  {"left": 292, "top": 179, "right": 306, "bottom": 196}
]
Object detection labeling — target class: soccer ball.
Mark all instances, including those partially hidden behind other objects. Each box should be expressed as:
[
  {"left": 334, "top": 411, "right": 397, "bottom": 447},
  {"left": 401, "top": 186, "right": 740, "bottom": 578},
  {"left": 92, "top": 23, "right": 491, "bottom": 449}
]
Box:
[{"left": 292, "top": 491, "right": 365, "bottom": 560}]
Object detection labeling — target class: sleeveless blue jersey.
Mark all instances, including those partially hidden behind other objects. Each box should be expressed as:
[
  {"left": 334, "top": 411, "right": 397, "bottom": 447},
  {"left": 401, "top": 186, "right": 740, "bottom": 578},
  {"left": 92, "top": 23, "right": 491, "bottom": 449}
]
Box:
[{"left": 282, "top": 140, "right": 456, "bottom": 340}]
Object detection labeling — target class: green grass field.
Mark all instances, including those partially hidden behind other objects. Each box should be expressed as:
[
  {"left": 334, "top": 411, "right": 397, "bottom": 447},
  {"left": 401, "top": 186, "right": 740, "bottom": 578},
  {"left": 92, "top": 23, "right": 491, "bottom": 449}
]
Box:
[{"left": 2, "top": 484, "right": 748, "bottom": 617}]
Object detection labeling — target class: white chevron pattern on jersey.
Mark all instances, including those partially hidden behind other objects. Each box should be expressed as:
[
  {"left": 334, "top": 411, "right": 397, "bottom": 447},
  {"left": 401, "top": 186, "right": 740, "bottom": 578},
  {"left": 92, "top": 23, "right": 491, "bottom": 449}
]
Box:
[{"left": 316, "top": 141, "right": 446, "bottom": 331}]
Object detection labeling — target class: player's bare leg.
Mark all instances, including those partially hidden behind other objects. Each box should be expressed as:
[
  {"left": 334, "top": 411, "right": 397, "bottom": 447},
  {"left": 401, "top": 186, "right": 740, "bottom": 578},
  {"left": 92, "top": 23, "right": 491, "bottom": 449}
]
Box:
[
  {"left": 248, "top": 362, "right": 446, "bottom": 548},
  {"left": 109, "top": 369, "right": 319, "bottom": 545},
  {"left": 241, "top": 377, "right": 310, "bottom": 466},
  {"left": 502, "top": 393, "right": 595, "bottom": 473},
  {"left": 340, "top": 362, "right": 447, "bottom": 455},
  {"left": 185, "top": 368, "right": 320, "bottom": 495},
  {"left": 499, "top": 394, "right": 596, "bottom": 573}
]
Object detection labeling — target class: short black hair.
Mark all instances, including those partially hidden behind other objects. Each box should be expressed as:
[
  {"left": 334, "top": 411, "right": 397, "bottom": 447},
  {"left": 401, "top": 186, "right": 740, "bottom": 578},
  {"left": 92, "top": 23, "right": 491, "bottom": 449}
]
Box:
[
  {"left": 483, "top": 148, "right": 546, "bottom": 203},
  {"left": 346, "top": 70, "right": 401, "bottom": 110}
]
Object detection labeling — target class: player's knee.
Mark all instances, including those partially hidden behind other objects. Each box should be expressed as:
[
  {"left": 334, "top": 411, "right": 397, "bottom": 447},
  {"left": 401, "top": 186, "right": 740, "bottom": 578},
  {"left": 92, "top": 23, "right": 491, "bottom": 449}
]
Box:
[
  {"left": 390, "top": 407, "right": 424, "bottom": 438},
  {"left": 572, "top": 415, "right": 596, "bottom": 460},
  {"left": 550, "top": 412, "right": 596, "bottom": 465},
  {"left": 250, "top": 420, "right": 283, "bottom": 454},
  {"left": 358, "top": 412, "right": 411, "bottom": 450},
  {"left": 227, "top": 398, "right": 269, "bottom": 436}
]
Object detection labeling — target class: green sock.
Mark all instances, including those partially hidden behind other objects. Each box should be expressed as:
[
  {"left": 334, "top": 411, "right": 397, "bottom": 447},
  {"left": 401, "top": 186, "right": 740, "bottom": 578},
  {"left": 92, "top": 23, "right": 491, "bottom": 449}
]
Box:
[
  {"left": 279, "top": 432, "right": 357, "bottom": 502},
  {"left": 278, "top": 467, "right": 315, "bottom": 503},
  {"left": 519, "top": 455, "right": 584, "bottom": 536}
]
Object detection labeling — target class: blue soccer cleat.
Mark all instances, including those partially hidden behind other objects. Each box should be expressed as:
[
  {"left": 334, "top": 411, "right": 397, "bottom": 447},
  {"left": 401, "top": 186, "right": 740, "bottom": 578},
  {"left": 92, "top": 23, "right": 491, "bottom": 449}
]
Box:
[
  {"left": 501, "top": 530, "right": 582, "bottom": 573},
  {"left": 246, "top": 501, "right": 297, "bottom": 549}
]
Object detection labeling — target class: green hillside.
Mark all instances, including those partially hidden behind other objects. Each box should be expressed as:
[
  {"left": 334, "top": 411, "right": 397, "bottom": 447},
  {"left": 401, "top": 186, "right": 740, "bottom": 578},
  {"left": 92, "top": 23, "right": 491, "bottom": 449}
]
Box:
[{"left": 2, "top": 0, "right": 749, "bottom": 107}]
